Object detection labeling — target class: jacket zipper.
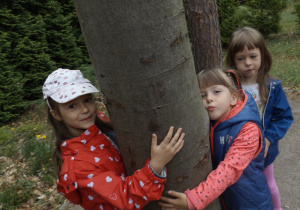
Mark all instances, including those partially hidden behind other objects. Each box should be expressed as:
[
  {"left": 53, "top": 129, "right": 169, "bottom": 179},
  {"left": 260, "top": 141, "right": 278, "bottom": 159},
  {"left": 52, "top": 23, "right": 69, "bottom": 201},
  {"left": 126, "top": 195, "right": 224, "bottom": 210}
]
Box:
[{"left": 262, "top": 81, "right": 272, "bottom": 131}]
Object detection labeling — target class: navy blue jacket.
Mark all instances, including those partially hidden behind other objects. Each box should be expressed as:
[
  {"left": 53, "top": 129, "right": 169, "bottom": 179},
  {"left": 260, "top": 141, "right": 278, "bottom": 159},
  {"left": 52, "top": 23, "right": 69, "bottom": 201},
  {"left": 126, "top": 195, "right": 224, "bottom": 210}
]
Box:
[
  {"left": 212, "top": 91, "right": 272, "bottom": 210},
  {"left": 263, "top": 79, "right": 293, "bottom": 166}
]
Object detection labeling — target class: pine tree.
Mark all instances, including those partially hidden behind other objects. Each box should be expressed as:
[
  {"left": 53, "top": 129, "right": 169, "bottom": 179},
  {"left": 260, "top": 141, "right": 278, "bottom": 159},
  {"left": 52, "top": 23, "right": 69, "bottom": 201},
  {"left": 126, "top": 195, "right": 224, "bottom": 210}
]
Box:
[{"left": 0, "top": 0, "right": 89, "bottom": 125}]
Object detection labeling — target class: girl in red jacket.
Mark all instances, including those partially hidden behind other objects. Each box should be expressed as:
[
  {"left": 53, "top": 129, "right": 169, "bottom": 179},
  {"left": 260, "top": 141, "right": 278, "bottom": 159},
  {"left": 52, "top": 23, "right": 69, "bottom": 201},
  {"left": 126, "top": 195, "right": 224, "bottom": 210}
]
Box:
[{"left": 42, "top": 68, "right": 184, "bottom": 210}]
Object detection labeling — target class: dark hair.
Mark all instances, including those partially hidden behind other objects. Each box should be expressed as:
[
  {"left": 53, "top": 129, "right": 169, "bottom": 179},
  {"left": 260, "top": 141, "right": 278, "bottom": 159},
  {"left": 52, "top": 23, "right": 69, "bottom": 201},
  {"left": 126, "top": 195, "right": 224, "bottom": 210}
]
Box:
[
  {"left": 226, "top": 26, "right": 272, "bottom": 103},
  {"left": 47, "top": 97, "right": 113, "bottom": 179}
]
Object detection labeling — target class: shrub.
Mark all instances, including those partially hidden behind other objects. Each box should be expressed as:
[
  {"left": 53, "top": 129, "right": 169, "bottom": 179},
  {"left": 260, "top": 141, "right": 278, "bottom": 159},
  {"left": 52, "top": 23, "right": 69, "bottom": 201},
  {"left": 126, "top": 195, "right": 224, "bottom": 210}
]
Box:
[
  {"left": 218, "top": 0, "right": 287, "bottom": 46},
  {"left": 0, "top": 0, "right": 90, "bottom": 126}
]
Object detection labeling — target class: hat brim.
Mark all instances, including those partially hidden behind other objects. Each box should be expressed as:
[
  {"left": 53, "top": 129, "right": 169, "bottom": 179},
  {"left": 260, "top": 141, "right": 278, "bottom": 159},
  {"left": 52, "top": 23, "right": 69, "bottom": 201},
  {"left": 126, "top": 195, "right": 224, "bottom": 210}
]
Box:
[{"left": 49, "top": 83, "right": 99, "bottom": 103}]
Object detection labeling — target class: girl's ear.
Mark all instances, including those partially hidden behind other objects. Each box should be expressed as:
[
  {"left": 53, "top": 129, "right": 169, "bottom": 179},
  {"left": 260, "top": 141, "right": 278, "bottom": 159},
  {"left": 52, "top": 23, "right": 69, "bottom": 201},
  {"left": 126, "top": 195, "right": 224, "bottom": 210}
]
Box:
[
  {"left": 50, "top": 109, "right": 62, "bottom": 121},
  {"left": 230, "top": 93, "right": 238, "bottom": 106}
]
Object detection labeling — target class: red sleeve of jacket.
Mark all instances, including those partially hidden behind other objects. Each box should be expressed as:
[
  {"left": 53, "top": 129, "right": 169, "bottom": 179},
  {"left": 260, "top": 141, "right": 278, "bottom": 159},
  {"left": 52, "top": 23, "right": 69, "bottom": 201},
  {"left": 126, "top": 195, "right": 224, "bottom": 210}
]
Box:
[
  {"left": 57, "top": 158, "right": 166, "bottom": 209},
  {"left": 57, "top": 182, "right": 81, "bottom": 204},
  {"left": 185, "top": 122, "right": 262, "bottom": 210}
]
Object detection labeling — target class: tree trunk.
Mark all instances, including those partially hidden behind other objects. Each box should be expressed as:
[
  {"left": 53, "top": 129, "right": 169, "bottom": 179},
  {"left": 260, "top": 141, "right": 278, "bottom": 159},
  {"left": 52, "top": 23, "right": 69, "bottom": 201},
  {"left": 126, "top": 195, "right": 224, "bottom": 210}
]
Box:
[
  {"left": 74, "top": 0, "right": 220, "bottom": 209},
  {"left": 184, "top": 0, "right": 223, "bottom": 73}
]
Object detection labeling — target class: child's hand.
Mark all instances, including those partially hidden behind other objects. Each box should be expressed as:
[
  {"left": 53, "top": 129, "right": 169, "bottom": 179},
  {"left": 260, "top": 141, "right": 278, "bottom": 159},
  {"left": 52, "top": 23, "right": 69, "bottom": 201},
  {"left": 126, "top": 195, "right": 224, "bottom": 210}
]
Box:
[
  {"left": 264, "top": 138, "right": 271, "bottom": 158},
  {"left": 159, "top": 190, "right": 189, "bottom": 210},
  {"left": 150, "top": 126, "right": 184, "bottom": 174}
]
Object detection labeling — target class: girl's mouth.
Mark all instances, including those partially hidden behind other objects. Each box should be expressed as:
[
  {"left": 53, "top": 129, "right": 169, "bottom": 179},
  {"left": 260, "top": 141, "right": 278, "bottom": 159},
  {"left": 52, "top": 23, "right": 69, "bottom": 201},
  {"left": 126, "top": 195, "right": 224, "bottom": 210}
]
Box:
[
  {"left": 207, "top": 106, "right": 215, "bottom": 111},
  {"left": 81, "top": 115, "right": 92, "bottom": 121}
]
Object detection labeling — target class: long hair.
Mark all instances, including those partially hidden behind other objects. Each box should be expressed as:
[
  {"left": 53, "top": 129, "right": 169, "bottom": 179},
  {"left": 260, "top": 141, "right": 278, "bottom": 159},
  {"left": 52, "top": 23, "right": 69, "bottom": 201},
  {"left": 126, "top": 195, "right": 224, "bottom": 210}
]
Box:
[
  {"left": 197, "top": 69, "right": 240, "bottom": 95},
  {"left": 225, "top": 26, "right": 272, "bottom": 103},
  {"left": 47, "top": 97, "right": 113, "bottom": 179}
]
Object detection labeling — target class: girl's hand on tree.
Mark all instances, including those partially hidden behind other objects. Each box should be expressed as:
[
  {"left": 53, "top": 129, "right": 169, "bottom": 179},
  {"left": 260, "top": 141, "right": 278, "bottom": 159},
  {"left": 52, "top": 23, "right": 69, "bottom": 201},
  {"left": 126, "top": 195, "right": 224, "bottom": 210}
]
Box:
[
  {"left": 159, "top": 190, "right": 189, "bottom": 210},
  {"left": 150, "top": 126, "right": 184, "bottom": 174}
]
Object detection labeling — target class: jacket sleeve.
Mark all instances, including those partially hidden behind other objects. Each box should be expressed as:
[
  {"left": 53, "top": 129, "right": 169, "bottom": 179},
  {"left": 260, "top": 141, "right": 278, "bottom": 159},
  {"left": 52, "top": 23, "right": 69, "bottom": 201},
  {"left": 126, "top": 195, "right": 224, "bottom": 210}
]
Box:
[
  {"left": 57, "top": 182, "right": 82, "bottom": 204},
  {"left": 264, "top": 83, "right": 293, "bottom": 144},
  {"left": 97, "top": 110, "right": 111, "bottom": 122},
  {"left": 185, "top": 122, "right": 261, "bottom": 210},
  {"left": 75, "top": 158, "right": 166, "bottom": 209}
]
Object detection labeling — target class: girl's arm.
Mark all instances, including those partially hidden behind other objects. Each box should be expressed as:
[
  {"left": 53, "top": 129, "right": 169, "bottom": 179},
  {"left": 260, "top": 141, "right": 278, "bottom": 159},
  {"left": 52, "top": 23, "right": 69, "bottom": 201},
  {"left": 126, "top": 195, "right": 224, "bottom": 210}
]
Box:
[
  {"left": 58, "top": 127, "right": 184, "bottom": 210},
  {"left": 160, "top": 122, "right": 261, "bottom": 210},
  {"left": 264, "top": 83, "right": 293, "bottom": 144}
]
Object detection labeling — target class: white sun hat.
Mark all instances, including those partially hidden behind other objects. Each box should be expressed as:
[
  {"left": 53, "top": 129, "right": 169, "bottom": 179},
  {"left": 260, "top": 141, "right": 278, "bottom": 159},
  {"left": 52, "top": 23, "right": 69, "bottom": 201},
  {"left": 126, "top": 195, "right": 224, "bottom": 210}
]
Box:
[{"left": 42, "top": 68, "right": 99, "bottom": 104}]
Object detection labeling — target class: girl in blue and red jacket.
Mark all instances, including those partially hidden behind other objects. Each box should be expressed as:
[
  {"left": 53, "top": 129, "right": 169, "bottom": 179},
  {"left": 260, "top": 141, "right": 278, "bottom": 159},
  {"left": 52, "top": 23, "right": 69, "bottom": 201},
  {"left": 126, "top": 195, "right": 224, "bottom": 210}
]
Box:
[
  {"left": 226, "top": 26, "right": 293, "bottom": 210},
  {"left": 42, "top": 68, "right": 185, "bottom": 210},
  {"left": 159, "top": 69, "right": 273, "bottom": 209}
]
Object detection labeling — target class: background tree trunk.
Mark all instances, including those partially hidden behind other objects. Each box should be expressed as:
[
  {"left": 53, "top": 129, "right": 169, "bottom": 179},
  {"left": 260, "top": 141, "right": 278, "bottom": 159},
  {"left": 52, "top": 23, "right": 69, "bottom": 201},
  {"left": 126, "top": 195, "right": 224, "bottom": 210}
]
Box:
[
  {"left": 74, "top": 0, "right": 220, "bottom": 209},
  {"left": 184, "top": 0, "right": 223, "bottom": 73}
]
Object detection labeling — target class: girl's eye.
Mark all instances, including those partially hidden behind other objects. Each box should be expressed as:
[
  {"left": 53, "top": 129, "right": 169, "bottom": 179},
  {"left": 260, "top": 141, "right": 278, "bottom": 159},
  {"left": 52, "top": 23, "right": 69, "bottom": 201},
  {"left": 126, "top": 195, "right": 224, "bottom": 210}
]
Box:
[
  {"left": 69, "top": 104, "right": 76, "bottom": 109},
  {"left": 214, "top": 90, "right": 221, "bottom": 94},
  {"left": 201, "top": 94, "right": 207, "bottom": 98},
  {"left": 85, "top": 98, "right": 92, "bottom": 102},
  {"left": 236, "top": 57, "right": 243, "bottom": 61},
  {"left": 251, "top": 55, "right": 257, "bottom": 59}
]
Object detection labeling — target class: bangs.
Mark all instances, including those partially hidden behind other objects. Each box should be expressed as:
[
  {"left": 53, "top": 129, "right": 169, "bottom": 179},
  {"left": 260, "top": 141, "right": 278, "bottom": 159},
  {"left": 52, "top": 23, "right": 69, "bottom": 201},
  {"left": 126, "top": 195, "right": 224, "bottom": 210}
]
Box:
[
  {"left": 232, "top": 33, "right": 257, "bottom": 53},
  {"left": 198, "top": 69, "right": 232, "bottom": 90},
  {"left": 230, "top": 27, "right": 264, "bottom": 54}
]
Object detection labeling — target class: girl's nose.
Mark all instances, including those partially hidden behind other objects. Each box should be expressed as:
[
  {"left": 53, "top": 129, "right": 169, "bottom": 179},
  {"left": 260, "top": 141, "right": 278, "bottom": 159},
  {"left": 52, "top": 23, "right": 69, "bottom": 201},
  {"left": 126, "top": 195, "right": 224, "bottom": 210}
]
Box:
[
  {"left": 245, "top": 57, "right": 251, "bottom": 65},
  {"left": 206, "top": 93, "right": 213, "bottom": 102},
  {"left": 81, "top": 104, "right": 89, "bottom": 113}
]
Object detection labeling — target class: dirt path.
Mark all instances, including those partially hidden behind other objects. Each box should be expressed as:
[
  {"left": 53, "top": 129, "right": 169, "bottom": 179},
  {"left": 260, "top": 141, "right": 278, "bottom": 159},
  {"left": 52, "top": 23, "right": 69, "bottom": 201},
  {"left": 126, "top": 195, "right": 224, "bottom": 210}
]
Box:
[{"left": 274, "top": 92, "right": 300, "bottom": 209}]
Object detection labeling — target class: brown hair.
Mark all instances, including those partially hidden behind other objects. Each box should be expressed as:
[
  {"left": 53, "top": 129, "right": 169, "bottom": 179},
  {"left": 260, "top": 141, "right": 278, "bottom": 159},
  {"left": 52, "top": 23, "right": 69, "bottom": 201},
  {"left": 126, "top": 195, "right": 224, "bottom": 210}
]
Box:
[
  {"left": 197, "top": 69, "right": 240, "bottom": 95},
  {"left": 225, "top": 26, "right": 272, "bottom": 103},
  {"left": 47, "top": 97, "right": 113, "bottom": 179}
]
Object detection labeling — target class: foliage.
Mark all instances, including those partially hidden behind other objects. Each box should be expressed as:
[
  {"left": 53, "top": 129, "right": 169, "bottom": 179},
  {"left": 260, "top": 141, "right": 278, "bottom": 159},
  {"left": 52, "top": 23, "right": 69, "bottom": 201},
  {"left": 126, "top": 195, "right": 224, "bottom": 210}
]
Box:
[
  {"left": 0, "top": 0, "right": 290, "bottom": 125},
  {"left": 245, "top": 0, "right": 287, "bottom": 36},
  {"left": 217, "top": 0, "right": 240, "bottom": 47},
  {"left": 217, "top": 0, "right": 287, "bottom": 47},
  {"left": 0, "top": 0, "right": 90, "bottom": 125}
]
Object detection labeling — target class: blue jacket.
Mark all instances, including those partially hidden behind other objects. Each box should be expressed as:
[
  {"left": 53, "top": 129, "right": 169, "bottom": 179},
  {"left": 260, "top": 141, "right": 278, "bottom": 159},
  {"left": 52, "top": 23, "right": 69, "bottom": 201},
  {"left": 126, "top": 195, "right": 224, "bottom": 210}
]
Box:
[
  {"left": 212, "top": 91, "right": 272, "bottom": 210},
  {"left": 263, "top": 79, "right": 293, "bottom": 166}
]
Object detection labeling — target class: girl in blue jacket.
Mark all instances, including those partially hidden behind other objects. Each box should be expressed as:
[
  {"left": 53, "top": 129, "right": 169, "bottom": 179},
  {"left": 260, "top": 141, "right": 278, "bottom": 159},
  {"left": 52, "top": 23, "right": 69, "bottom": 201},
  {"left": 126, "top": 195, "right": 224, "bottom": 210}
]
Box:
[{"left": 226, "top": 26, "right": 294, "bottom": 210}]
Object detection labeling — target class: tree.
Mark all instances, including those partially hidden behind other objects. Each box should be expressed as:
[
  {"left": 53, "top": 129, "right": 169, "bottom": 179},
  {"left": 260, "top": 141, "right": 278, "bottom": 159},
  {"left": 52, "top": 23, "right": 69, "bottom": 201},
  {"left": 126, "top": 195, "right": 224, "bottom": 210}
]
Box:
[
  {"left": 184, "top": 0, "right": 223, "bottom": 73},
  {"left": 74, "top": 0, "right": 221, "bottom": 209},
  {"left": 0, "top": 0, "right": 89, "bottom": 125}
]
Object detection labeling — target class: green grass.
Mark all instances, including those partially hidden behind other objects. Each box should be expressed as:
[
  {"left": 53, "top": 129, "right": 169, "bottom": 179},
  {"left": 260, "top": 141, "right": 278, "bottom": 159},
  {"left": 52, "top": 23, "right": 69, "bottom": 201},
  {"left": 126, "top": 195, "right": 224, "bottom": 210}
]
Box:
[
  {"left": 267, "top": 0, "right": 300, "bottom": 88},
  {"left": 0, "top": 179, "right": 35, "bottom": 209},
  {"left": 268, "top": 36, "right": 300, "bottom": 87}
]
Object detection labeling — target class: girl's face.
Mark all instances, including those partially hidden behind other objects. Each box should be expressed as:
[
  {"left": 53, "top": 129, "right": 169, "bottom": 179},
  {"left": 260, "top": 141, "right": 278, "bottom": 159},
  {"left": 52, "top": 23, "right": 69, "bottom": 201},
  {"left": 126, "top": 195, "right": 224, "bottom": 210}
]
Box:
[
  {"left": 51, "top": 94, "right": 97, "bottom": 137},
  {"left": 234, "top": 46, "right": 261, "bottom": 85},
  {"left": 200, "top": 85, "right": 237, "bottom": 122}
]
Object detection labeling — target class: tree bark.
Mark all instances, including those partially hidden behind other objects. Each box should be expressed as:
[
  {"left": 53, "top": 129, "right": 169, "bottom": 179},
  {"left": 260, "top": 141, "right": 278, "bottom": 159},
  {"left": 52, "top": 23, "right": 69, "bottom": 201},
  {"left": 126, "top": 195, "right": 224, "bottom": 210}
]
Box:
[
  {"left": 74, "top": 0, "right": 220, "bottom": 209},
  {"left": 184, "top": 0, "right": 223, "bottom": 73}
]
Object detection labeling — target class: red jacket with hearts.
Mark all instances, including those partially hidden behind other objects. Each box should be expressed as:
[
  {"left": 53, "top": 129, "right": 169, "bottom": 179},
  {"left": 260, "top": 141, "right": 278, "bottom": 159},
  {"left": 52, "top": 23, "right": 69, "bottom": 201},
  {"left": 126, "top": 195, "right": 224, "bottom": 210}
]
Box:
[{"left": 57, "top": 114, "right": 166, "bottom": 210}]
